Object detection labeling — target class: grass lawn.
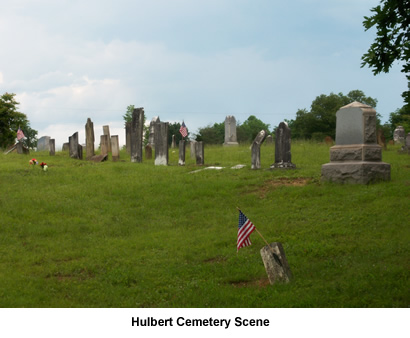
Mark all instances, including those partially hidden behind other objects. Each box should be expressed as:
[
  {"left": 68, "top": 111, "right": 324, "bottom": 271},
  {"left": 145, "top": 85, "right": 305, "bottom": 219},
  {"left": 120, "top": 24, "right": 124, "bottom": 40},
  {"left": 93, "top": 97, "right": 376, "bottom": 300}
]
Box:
[{"left": 0, "top": 141, "right": 409, "bottom": 307}]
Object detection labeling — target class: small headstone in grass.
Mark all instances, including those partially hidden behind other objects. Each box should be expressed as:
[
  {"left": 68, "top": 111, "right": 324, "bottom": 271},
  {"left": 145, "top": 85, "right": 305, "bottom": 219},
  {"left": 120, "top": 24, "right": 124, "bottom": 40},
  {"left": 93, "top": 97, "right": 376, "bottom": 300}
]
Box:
[
  {"left": 103, "top": 125, "right": 112, "bottom": 153},
  {"left": 130, "top": 107, "right": 144, "bottom": 163},
  {"left": 224, "top": 115, "right": 239, "bottom": 146},
  {"left": 270, "top": 122, "right": 296, "bottom": 169},
  {"left": 91, "top": 154, "right": 108, "bottom": 162},
  {"left": 251, "top": 130, "right": 267, "bottom": 169},
  {"left": 179, "top": 140, "right": 186, "bottom": 166},
  {"left": 154, "top": 121, "right": 169, "bottom": 165},
  {"left": 260, "top": 242, "right": 292, "bottom": 284},
  {"left": 265, "top": 134, "right": 273, "bottom": 145},
  {"left": 100, "top": 135, "right": 109, "bottom": 156},
  {"left": 85, "top": 118, "right": 95, "bottom": 159},
  {"left": 145, "top": 144, "right": 152, "bottom": 159},
  {"left": 172, "top": 134, "right": 176, "bottom": 148},
  {"left": 62, "top": 142, "right": 69, "bottom": 151},
  {"left": 49, "top": 139, "right": 55, "bottom": 156},
  {"left": 393, "top": 126, "right": 405, "bottom": 144},
  {"left": 195, "top": 141, "right": 204, "bottom": 165},
  {"left": 190, "top": 140, "right": 197, "bottom": 159},
  {"left": 111, "top": 135, "right": 120, "bottom": 161}
]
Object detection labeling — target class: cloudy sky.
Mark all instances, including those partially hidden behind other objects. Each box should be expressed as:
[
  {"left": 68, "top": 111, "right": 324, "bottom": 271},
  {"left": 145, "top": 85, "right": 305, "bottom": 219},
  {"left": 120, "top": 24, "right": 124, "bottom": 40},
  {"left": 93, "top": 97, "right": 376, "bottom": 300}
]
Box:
[{"left": 0, "top": 0, "right": 407, "bottom": 149}]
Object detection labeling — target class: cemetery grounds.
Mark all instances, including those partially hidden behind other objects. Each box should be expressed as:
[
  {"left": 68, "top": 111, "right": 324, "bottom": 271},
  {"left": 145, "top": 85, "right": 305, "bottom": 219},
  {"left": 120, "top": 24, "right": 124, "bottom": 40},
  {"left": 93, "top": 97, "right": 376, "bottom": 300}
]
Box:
[{"left": 0, "top": 142, "right": 408, "bottom": 307}]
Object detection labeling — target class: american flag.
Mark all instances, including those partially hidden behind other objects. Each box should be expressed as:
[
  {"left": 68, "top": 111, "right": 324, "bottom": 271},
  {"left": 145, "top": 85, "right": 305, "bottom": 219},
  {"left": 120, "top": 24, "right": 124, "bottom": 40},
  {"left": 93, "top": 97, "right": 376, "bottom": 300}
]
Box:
[
  {"left": 17, "top": 128, "right": 25, "bottom": 141},
  {"left": 237, "top": 210, "right": 256, "bottom": 251},
  {"left": 179, "top": 121, "right": 188, "bottom": 138}
]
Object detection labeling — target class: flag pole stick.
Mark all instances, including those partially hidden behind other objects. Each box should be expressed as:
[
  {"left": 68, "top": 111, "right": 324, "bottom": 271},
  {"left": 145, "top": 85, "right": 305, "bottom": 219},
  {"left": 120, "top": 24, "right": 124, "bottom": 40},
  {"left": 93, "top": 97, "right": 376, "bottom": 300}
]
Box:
[{"left": 237, "top": 207, "right": 273, "bottom": 248}]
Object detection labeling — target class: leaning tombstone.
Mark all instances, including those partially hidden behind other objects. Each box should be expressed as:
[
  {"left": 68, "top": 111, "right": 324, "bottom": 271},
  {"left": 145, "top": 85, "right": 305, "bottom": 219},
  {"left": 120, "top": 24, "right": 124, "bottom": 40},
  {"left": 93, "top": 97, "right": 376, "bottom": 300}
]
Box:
[
  {"left": 103, "top": 125, "right": 112, "bottom": 153},
  {"left": 190, "top": 140, "right": 197, "bottom": 159},
  {"left": 195, "top": 141, "right": 204, "bottom": 165},
  {"left": 145, "top": 144, "right": 152, "bottom": 159},
  {"left": 270, "top": 122, "right": 296, "bottom": 169},
  {"left": 49, "top": 139, "right": 55, "bottom": 156},
  {"left": 260, "top": 242, "right": 292, "bottom": 284},
  {"left": 321, "top": 101, "right": 391, "bottom": 184},
  {"left": 154, "top": 122, "right": 169, "bottom": 165},
  {"left": 393, "top": 126, "right": 405, "bottom": 144},
  {"left": 111, "top": 135, "right": 120, "bottom": 161},
  {"left": 223, "top": 115, "right": 239, "bottom": 146},
  {"left": 179, "top": 140, "right": 186, "bottom": 166},
  {"left": 37, "top": 136, "right": 51, "bottom": 152},
  {"left": 100, "top": 135, "right": 109, "bottom": 156},
  {"left": 85, "top": 118, "right": 95, "bottom": 160},
  {"left": 251, "top": 130, "right": 267, "bottom": 169},
  {"left": 130, "top": 108, "right": 144, "bottom": 163}
]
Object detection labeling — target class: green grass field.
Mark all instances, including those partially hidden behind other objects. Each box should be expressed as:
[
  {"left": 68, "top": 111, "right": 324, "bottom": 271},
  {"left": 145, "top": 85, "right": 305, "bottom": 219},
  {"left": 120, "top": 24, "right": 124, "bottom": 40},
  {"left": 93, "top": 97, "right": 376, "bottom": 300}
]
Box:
[{"left": 0, "top": 142, "right": 409, "bottom": 307}]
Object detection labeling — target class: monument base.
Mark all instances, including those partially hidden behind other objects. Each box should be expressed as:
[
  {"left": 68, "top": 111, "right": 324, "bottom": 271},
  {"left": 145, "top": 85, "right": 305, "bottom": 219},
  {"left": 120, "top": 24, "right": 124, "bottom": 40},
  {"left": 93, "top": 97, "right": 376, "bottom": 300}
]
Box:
[
  {"left": 223, "top": 142, "right": 239, "bottom": 146},
  {"left": 321, "top": 161, "right": 390, "bottom": 184},
  {"left": 270, "top": 161, "right": 296, "bottom": 169}
]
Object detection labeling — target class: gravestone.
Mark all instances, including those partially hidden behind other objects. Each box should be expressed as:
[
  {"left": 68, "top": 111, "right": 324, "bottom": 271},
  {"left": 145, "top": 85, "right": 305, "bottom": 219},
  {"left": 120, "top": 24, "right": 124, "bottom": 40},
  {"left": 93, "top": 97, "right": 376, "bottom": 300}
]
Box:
[
  {"left": 111, "top": 135, "right": 120, "bottom": 161},
  {"left": 190, "top": 140, "right": 197, "bottom": 159},
  {"left": 62, "top": 143, "right": 69, "bottom": 151},
  {"left": 103, "top": 125, "right": 112, "bottom": 153},
  {"left": 69, "top": 132, "right": 82, "bottom": 159},
  {"left": 172, "top": 135, "right": 176, "bottom": 148},
  {"left": 145, "top": 144, "right": 152, "bottom": 159},
  {"left": 321, "top": 101, "right": 390, "bottom": 184},
  {"left": 195, "top": 141, "right": 204, "bottom": 165},
  {"left": 399, "top": 132, "right": 410, "bottom": 154},
  {"left": 393, "top": 126, "right": 405, "bottom": 144},
  {"left": 265, "top": 135, "right": 273, "bottom": 145},
  {"left": 179, "top": 140, "right": 186, "bottom": 166},
  {"left": 49, "top": 139, "right": 55, "bottom": 156},
  {"left": 377, "top": 129, "right": 387, "bottom": 150},
  {"left": 16, "top": 142, "right": 29, "bottom": 154},
  {"left": 260, "top": 242, "right": 292, "bottom": 284},
  {"left": 37, "top": 136, "right": 51, "bottom": 151},
  {"left": 100, "top": 135, "right": 109, "bottom": 156},
  {"left": 85, "top": 118, "right": 95, "bottom": 160},
  {"left": 154, "top": 121, "right": 169, "bottom": 166},
  {"left": 130, "top": 107, "right": 144, "bottom": 163},
  {"left": 251, "top": 130, "right": 267, "bottom": 169},
  {"left": 223, "top": 115, "right": 239, "bottom": 146},
  {"left": 270, "top": 122, "right": 296, "bottom": 169},
  {"left": 149, "top": 116, "right": 160, "bottom": 146},
  {"left": 125, "top": 121, "right": 131, "bottom": 154}
]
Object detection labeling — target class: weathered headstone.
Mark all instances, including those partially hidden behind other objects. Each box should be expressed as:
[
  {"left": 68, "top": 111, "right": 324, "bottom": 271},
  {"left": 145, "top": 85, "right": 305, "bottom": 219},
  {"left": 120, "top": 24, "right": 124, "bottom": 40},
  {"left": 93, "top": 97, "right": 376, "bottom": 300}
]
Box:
[
  {"left": 223, "top": 115, "right": 239, "bottom": 146},
  {"left": 149, "top": 116, "right": 160, "bottom": 146},
  {"left": 145, "top": 144, "right": 152, "bottom": 159},
  {"left": 270, "top": 122, "right": 296, "bottom": 169},
  {"left": 49, "top": 139, "right": 55, "bottom": 156},
  {"left": 69, "top": 132, "right": 81, "bottom": 159},
  {"left": 111, "top": 135, "right": 120, "bottom": 161},
  {"left": 85, "top": 118, "right": 95, "bottom": 160},
  {"left": 190, "top": 140, "right": 197, "bottom": 159},
  {"left": 125, "top": 121, "right": 131, "bottom": 154},
  {"left": 195, "top": 141, "right": 204, "bottom": 165},
  {"left": 260, "top": 242, "right": 292, "bottom": 284},
  {"left": 90, "top": 154, "right": 108, "bottom": 162},
  {"left": 37, "top": 136, "right": 51, "bottom": 152},
  {"left": 178, "top": 140, "right": 186, "bottom": 166},
  {"left": 130, "top": 107, "right": 144, "bottom": 163},
  {"left": 103, "top": 125, "right": 112, "bottom": 153},
  {"left": 62, "top": 142, "right": 69, "bottom": 152},
  {"left": 321, "top": 101, "right": 391, "bottom": 184},
  {"left": 100, "top": 135, "right": 109, "bottom": 156},
  {"left": 172, "top": 135, "right": 176, "bottom": 148},
  {"left": 154, "top": 122, "right": 169, "bottom": 166},
  {"left": 399, "top": 132, "right": 410, "bottom": 154},
  {"left": 251, "top": 130, "right": 267, "bottom": 169},
  {"left": 393, "top": 126, "right": 405, "bottom": 144},
  {"left": 16, "top": 142, "right": 29, "bottom": 154}
]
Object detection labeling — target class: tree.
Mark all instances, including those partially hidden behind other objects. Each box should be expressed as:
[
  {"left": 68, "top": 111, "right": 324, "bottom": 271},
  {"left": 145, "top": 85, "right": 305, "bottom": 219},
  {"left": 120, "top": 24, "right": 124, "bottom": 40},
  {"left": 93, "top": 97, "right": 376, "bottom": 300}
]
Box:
[
  {"left": 237, "top": 115, "right": 270, "bottom": 143},
  {"left": 361, "top": 0, "right": 410, "bottom": 108},
  {"left": 195, "top": 122, "right": 224, "bottom": 144},
  {"left": 0, "top": 92, "right": 37, "bottom": 149},
  {"left": 123, "top": 104, "right": 135, "bottom": 124},
  {"left": 286, "top": 90, "right": 378, "bottom": 140}
]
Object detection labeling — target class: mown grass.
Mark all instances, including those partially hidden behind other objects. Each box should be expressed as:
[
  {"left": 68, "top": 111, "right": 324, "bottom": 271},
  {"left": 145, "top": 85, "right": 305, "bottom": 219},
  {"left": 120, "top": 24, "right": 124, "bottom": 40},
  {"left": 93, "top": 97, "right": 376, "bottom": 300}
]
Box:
[{"left": 0, "top": 142, "right": 409, "bottom": 307}]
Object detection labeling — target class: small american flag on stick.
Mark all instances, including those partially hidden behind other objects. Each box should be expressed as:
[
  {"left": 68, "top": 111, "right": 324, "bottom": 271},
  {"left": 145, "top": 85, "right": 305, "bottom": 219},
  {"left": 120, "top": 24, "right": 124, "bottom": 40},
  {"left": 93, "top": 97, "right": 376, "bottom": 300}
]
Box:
[
  {"left": 179, "top": 121, "right": 188, "bottom": 138},
  {"left": 17, "top": 128, "right": 25, "bottom": 141},
  {"left": 237, "top": 209, "right": 256, "bottom": 251}
]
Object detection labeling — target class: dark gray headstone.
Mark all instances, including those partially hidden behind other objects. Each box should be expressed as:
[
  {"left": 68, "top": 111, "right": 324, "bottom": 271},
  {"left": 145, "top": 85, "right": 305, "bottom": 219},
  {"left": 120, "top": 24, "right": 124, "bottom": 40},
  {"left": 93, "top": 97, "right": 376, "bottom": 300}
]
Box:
[
  {"left": 172, "top": 135, "right": 176, "bottom": 148},
  {"left": 49, "top": 139, "right": 55, "bottom": 156},
  {"left": 178, "top": 140, "right": 186, "bottom": 166},
  {"left": 125, "top": 121, "right": 131, "bottom": 154},
  {"left": 154, "top": 122, "right": 169, "bottom": 165},
  {"left": 270, "top": 122, "right": 295, "bottom": 169},
  {"left": 85, "top": 118, "right": 95, "bottom": 160},
  {"left": 195, "top": 141, "right": 204, "bottom": 165},
  {"left": 62, "top": 142, "right": 69, "bottom": 152},
  {"left": 69, "top": 132, "right": 80, "bottom": 159},
  {"left": 130, "top": 107, "right": 144, "bottom": 163},
  {"left": 260, "top": 242, "right": 292, "bottom": 284}
]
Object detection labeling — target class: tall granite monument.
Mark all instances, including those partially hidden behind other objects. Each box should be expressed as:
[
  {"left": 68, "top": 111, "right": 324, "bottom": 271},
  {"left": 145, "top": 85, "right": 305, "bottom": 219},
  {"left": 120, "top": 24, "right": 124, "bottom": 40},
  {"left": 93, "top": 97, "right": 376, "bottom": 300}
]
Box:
[
  {"left": 321, "top": 102, "right": 390, "bottom": 184},
  {"left": 223, "top": 115, "right": 239, "bottom": 146}
]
